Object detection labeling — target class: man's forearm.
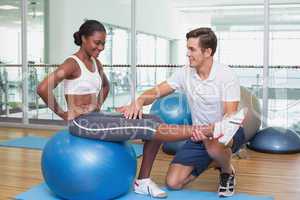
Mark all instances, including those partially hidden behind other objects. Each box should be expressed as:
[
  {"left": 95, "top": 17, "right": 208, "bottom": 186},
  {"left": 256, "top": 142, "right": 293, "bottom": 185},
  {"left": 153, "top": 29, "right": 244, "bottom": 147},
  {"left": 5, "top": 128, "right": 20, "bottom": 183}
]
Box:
[{"left": 137, "top": 87, "right": 162, "bottom": 106}]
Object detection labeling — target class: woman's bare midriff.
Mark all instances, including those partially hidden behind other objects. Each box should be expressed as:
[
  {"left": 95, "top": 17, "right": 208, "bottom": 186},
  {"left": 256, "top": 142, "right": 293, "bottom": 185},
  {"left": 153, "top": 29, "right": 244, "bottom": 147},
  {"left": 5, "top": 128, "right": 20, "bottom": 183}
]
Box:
[{"left": 65, "top": 93, "right": 99, "bottom": 118}]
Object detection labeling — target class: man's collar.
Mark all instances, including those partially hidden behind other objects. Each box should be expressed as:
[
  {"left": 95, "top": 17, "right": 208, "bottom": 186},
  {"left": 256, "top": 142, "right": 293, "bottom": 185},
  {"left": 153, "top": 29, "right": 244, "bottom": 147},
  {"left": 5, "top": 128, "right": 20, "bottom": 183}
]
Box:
[{"left": 192, "top": 60, "right": 216, "bottom": 81}]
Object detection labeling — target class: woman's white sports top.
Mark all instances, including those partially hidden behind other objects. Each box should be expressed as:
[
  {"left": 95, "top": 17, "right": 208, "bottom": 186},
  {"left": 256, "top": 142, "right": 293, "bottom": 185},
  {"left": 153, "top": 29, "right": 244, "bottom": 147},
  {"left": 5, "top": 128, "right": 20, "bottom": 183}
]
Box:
[{"left": 64, "top": 55, "right": 102, "bottom": 95}]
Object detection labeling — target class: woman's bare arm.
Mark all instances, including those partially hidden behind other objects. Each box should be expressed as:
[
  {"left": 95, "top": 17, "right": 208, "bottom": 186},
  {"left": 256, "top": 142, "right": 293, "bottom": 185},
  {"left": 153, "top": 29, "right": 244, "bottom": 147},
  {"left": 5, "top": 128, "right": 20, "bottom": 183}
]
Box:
[{"left": 37, "top": 58, "right": 76, "bottom": 120}]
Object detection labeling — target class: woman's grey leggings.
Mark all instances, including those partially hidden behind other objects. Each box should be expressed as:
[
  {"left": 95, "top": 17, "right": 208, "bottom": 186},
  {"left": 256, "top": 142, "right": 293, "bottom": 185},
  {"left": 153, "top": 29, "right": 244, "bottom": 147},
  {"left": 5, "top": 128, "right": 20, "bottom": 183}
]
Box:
[{"left": 69, "top": 112, "right": 162, "bottom": 141}]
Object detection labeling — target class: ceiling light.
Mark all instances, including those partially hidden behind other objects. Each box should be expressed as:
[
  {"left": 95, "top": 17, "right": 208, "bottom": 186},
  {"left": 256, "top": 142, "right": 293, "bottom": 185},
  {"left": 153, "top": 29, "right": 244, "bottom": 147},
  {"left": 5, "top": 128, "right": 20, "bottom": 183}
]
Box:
[
  {"left": 0, "top": 5, "right": 19, "bottom": 10},
  {"left": 28, "top": 12, "right": 44, "bottom": 16},
  {"left": 13, "top": 21, "right": 21, "bottom": 24},
  {"left": 179, "top": 3, "right": 300, "bottom": 12}
]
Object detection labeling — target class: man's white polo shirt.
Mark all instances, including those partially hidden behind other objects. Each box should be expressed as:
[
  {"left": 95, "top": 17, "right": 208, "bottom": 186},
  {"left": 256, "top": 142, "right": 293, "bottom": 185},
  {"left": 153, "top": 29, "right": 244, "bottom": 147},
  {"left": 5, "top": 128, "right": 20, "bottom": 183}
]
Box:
[{"left": 166, "top": 61, "right": 240, "bottom": 125}]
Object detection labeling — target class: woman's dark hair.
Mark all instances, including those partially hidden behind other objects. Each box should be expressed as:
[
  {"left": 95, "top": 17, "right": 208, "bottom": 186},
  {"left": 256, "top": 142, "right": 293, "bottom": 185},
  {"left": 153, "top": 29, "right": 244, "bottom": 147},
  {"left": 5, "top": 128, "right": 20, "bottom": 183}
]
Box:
[{"left": 73, "top": 20, "right": 106, "bottom": 46}]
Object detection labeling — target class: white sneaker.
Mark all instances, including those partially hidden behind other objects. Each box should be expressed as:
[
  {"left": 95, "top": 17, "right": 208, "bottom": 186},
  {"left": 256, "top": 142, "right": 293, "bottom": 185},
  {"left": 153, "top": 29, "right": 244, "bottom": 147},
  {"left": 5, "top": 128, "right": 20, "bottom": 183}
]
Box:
[
  {"left": 218, "top": 166, "right": 236, "bottom": 197},
  {"left": 134, "top": 178, "right": 168, "bottom": 198},
  {"left": 213, "top": 109, "right": 246, "bottom": 145}
]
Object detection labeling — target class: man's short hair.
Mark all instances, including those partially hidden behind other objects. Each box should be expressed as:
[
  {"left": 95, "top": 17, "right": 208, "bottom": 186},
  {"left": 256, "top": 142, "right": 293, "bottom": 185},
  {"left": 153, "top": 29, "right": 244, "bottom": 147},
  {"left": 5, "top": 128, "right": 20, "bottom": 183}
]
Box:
[{"left": 186, "top": 27, "right": 217, "bottom": 56}]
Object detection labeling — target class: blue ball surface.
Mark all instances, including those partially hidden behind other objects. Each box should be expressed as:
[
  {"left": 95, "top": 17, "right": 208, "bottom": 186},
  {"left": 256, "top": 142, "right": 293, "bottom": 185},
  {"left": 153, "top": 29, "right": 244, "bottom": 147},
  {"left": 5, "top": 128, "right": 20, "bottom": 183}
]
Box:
[
  {"left": 248, "top": 127, "right": 300, "bottom": 154},
  {"left": 41, "top": 130, "right": 137, "bottom": 200},
  {"left": 150, "top": 92, "right": 192, "bottom": 125},
  {"left": 150, "top": 93, "right": 192, "bottom": 155}
]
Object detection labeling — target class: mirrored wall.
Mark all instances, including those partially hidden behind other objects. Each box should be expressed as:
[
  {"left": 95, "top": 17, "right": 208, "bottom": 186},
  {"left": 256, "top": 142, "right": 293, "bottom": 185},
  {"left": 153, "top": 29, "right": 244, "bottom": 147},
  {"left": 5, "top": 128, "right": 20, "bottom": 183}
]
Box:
[{"left": 1, "top": 0, "right": 300, "bottom": 131}]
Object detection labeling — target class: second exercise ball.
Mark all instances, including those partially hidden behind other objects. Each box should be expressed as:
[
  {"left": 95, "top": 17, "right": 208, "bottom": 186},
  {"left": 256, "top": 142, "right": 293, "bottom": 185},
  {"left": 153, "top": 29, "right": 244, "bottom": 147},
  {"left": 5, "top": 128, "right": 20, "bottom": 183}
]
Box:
[
  {"left": 150, "top": 92, "right": 192, "bottom": 125},
  {"left": 248, "top": 127, "right": 300, "bottom": 154},
  {"left": 150, "top": 93, "right": 192, "bottom": 155}
]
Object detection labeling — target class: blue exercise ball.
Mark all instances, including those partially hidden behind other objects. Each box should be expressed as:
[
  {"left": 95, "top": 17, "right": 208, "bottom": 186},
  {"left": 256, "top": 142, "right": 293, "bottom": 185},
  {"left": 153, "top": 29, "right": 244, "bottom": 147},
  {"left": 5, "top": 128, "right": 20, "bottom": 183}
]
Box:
[
  {"left": 41, "top": 130, "right": 137, "bottom": 200},
  {"left": 248, "top": 127, "right": 300, "bottom": 154},
  {"left": 150, "top": 93, "right": 192, "bottom": 155},
  {"left": 150, "top": 92, "right": 192, "bottom": 125}
]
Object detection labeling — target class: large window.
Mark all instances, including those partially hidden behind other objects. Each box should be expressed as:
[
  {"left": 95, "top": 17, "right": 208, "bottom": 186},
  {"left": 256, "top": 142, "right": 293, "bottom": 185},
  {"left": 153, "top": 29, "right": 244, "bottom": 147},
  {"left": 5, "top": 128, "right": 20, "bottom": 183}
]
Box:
[
  {"left": 137, "top": 33, "right": 170, "bottom": 92},
  {"left": 268, "top": 3, "right": 300, "bottom": 130},
  {"left": 156, "top": 37, "right": 170, "bottom": 64},
  {"left": 217, "top": 31, "right": 263, "bottom": 66},
  {"left": 137, "top": 33, "right": 156, "bottom": 64},
  {"left": 216, "top": 31, "right": 264, "bottom": 90},
  {"left": 112, "top": 28, "right": 129, "bottom": 64},
  {"left": 2, "top": 0, "right": 300, "bottom": 130},
  {"left": 0, "top": 0, "right": 23, "bottom": 119}
]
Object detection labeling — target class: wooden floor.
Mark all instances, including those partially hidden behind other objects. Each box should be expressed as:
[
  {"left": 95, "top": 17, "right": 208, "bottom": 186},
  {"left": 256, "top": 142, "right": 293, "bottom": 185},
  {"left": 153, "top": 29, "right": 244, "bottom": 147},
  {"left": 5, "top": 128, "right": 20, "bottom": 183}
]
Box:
[{"left": 0, "top": 127, "right": 300, "bottom": 200}]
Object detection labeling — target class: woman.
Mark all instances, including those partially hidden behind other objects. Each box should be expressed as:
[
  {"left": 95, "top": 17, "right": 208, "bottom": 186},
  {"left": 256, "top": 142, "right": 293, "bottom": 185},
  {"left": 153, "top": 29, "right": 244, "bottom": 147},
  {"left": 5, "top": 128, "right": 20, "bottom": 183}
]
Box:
[{"left": 37, "top": 20, "right": 215, "bottom": 198}]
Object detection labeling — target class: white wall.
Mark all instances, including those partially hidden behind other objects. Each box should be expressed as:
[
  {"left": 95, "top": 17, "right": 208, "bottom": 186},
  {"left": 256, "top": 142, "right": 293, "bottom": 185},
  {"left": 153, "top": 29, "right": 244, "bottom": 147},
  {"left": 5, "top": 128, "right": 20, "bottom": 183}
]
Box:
[
  {"left": 48, "top": 0, "right": 182, "bottom": 63},
  {"left": 136, "top": 0, "right": 181, "bottom": 39}
]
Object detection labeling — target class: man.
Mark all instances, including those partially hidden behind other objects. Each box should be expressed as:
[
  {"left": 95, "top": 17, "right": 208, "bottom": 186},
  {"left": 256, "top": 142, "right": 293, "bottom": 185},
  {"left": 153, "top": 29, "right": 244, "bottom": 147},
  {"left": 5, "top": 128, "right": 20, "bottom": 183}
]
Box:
[{"left": 118, "top": 27, "right": 245, "bottom": 197}]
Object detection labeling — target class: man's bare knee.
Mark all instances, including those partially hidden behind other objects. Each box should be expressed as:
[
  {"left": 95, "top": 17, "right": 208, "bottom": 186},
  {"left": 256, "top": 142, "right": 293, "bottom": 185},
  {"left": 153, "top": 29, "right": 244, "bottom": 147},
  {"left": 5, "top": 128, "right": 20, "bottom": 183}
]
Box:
[
  {"left": 166, "top": 176, "right": 184, "bottom": 190},
  {"left": 166, "top": 163, "right": 194, "bottom": 190},
  {"left": 204, "top": 139, "right": 230, "bottom": 158}
]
